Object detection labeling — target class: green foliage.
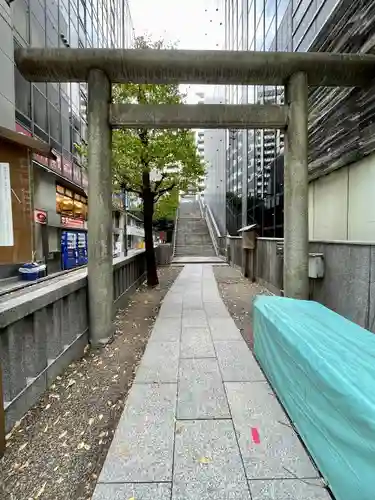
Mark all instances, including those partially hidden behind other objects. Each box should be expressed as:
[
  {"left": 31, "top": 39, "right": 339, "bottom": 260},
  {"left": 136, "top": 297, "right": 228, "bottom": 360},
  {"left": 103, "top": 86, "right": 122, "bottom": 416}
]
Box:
[
  {"left": 76, "top": 35, "right": 205, "bottom": 217},
  {"left": 153, "top": 187, "right": 179, "bottom": 220},
  {"left": 111, "top": 35, "right": 205, "bottom": 208}
]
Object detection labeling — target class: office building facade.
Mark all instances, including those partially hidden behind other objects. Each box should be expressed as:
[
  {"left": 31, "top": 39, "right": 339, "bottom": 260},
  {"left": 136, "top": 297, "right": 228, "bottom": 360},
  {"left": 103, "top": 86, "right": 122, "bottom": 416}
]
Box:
[
  {"left": 201, "top": 0, "right": 375, "bottom": 240},
  {"left": 1, "top": 0, "right": 134, "bottom": 274}
]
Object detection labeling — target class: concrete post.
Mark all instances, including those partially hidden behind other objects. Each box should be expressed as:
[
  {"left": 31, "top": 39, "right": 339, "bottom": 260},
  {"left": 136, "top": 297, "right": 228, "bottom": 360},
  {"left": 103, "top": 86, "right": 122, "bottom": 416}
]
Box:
[
  {"left": 284, "top": 71, "right": 309, "bottom": 299},
  {"left": 87, "top": 69, "right": 113, "bottom": 345}
]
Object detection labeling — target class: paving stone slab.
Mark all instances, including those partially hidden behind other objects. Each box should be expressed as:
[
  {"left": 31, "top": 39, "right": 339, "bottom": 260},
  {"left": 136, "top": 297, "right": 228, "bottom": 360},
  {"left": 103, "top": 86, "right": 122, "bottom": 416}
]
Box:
[
  {"left": 225, "top": 382, "right": 319, "bottom": 480},
  {"left": 249, "top": 479, "right": 330, "bottom": 500},
  {"left": 182, "top": 314, "right": 208, "bottom": 328},
  {"left": 204, "top": 301, "right": 231, "bottom": 318},
  {"left": 135, "top": 341, "right": 179, "bottom": 383},
  {"left": 158, "top": 303, "right": 183, "bottom": 318},
  {"left": 208, "top": 318, "right": 243, "bottom": 341},
  {"left": 150, "top": 317, "right": 181, "bottom": 342},
  {"left": 172, "top": 481, "right": 251, "bottom": 500},
  {"left": 214, "top": 341, "right": 266, "bottom": 381},
  {"left": 173, "top": 420, "right": 248, "bottom": 491},
  {"left": 180, "top": 327, "right": 215, "bottom": 358},
  {"left": 177, "top": 358, "right": 230, "bottom": 419},
  {"left": 98, "top": 383, "right": 177, "bottom": 482},
  {"left": 93, "top": 483, "right": 172, "bottom": 500}
]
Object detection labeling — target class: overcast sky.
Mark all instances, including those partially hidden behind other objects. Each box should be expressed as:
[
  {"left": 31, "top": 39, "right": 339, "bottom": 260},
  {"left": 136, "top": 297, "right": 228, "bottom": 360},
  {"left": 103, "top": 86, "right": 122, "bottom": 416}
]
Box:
[{"left": 128, "top": 0, "right": 225, "bottom": 101}]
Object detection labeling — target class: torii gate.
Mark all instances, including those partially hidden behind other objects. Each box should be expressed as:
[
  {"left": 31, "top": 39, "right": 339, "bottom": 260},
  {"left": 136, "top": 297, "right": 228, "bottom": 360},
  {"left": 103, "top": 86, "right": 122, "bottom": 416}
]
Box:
[{"left": 15, "top": 48, "right": 375, "bottom": 345}]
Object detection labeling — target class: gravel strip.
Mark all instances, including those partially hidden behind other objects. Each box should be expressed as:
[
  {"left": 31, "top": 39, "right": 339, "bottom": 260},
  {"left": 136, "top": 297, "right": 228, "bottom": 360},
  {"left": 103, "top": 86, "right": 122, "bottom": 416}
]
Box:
[
  {"left": 0, "top": 266, "right": 180, "bottom": 500},
  {"left": 213, "top": 265, "right": 270, "bottom": 350}
]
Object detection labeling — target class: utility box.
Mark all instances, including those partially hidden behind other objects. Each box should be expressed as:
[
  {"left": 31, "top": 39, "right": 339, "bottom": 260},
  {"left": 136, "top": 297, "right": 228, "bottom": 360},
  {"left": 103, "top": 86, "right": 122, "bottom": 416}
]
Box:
[
  {"left": 308, "top": 253, "right": 324, "bottom": 279},
  {"left": 238, "top": 224, "right": 257, "bottom": 280},
  {"left": 238, "top": 224, "right": 257, "bottom": 249}
]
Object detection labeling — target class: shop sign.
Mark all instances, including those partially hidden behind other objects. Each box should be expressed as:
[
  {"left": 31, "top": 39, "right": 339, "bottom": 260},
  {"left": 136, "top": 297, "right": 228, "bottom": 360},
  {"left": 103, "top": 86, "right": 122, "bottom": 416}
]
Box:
[
  {"left": 82, "top": 170, "right": 88, "bottom": 192},
  {"left": 33, "top": 152, "right": 49, "bottom": 167},
  {"left": 63, "top": 158, "right": 73, "bottom": 179},
  {"left": 73, "top": 163, "right": 82, "bottom": 185},
  {"left": 0, "top": 163, "right": 13, "bottom": 246},
  {"left": 50, "top": 150, "right": 62, "bottom": 174},
  {"left": 34, "top": 209, "right": 48, "bottom": 225},
  {"left": 61, "top": 216, "right": 84, "bottom": 229},
  {"left": 16, "top": 123, "right": 32, "bottom": 137}
]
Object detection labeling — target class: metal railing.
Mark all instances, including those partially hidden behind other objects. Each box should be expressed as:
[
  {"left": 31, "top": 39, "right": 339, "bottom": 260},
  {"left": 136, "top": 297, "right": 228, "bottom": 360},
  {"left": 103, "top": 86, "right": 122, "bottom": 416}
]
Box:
[
  {"left": 172, "top": 207, "right": 179, "bottom": 258},
  {"left": 199, "top": 197, "right": 226, "bottom": 256}
]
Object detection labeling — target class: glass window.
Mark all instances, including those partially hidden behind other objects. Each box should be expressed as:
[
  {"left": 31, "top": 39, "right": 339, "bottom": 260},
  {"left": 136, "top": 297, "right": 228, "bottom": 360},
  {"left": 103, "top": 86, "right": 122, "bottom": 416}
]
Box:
[
  {"left": 30, "top": 0, "right": 46, "bottom": 29},
  {"left": 265, "top": 15, "right": 276, "bottom": 49},
  {"left": 30, "top": 15, "right": 45, "bottom": 47},
  {"left": 256, "top": 0, "right": 264, "bottom": 19},
  {"left": 255, "top": 14, "right": 264, "bottom": 49},
  {"left": 47, "top": 83, "right": 60, "bottom": 110},
  {"left": 12, "top": 0, "right": 29, "bottom": 43},
  {"left": 61, "top": 117, "right": 71, "bottom": 150},
  {"left": 293, "top": 0, "right": 314, "bottom": 30},
  {"left": 15, "top": 68, "right": 31, "bottom": 118},
  {"left": 46, "top": 15, "right": 59, "bottom": 47},
  {"left": 49, "top": 103, "right": 61, "bottom": 143},
  {"left": 277, "top": 0, "right": 290, "bottom": 27},
  {"left": 33, "top": 88, "right": 48, "bottom": 131},
  {"left": 265, "top": 0, "right": 276, "bottom": 18}
]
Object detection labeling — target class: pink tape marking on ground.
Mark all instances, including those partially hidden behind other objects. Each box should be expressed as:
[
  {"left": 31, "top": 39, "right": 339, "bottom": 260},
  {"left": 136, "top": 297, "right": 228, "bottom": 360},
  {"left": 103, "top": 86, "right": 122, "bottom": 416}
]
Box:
[{"left": 251, "top": 427, "right": 260, "bottom": 444}]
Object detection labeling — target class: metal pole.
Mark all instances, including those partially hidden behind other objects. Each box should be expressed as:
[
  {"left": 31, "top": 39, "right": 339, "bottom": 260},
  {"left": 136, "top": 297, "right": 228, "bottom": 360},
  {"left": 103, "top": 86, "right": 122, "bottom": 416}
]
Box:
[
  {"left": 87, "top": 69, "right": 113, "bottom": 345},
  {"left": 284, "top": 71, "right": 309, "bottom": 299}
]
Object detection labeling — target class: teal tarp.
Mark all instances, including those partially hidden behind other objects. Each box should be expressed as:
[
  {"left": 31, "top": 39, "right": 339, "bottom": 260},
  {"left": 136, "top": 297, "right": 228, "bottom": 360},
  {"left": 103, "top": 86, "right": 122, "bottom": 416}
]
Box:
[{"left": 253, "top": 296, "right": 375, "bottom": 500}]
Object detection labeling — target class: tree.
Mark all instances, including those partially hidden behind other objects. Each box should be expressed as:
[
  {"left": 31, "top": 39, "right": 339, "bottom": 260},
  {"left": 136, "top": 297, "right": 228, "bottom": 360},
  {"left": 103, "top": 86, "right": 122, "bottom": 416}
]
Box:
[
  {"left": 112, "top": 36, "right": 204, "bottom": 286},
  {"left": 77, "top": 37, "right": 204, "bottom": 286}
]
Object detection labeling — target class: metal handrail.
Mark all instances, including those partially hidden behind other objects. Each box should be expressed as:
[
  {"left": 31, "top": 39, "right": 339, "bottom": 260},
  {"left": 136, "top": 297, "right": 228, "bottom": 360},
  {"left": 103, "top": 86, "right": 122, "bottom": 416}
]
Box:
[
  {"left": 199, "top": 197, "right": 220, "bottom": 257},
  {"left": 172, "top": 207, "right": 179, "bottom": 258}
]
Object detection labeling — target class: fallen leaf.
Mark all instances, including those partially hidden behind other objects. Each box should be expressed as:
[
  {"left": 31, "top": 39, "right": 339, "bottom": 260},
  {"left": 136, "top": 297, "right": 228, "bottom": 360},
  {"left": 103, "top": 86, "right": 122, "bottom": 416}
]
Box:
[
  {"left": 88, "top": 418, "right": 94, "bottom": 426},
  {"left": 35, "top": 482, "right": 46, "bottom": 498},
  {"left": 199, "top": 456, "right": 212, "bottom": 464},
  {"left": 98, "top": 414, "right": 103, "bottom": 421},
  {"left": 67, "top": 379, "right": 76, "bottom": 388},
  {"left": 43, "top": 425, "right": 48, "bottom": 433},
  {"left": 18, "top": 443, "right": 28, "bottom": 452}
]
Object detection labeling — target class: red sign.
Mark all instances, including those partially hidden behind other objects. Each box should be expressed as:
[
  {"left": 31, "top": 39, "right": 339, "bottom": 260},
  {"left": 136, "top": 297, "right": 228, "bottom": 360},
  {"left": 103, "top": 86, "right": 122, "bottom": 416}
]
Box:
[
  {"left": 16, "top": 123, "right": 32, "bottom": 137},
  {"left": 50, "top": 150, "right": 62, "bottom": 174},
  {"left": 33, "top": 152, "right": 49, "bottom": 167},
  {"left": 73, "top": 163, "right": 82, "bottom": 185},
  {"left": 34, "top": 209, "right": 48, "bottom": 225},
  {"left": 82, "top": 170, "right": 88, "bottom": 191},
  {"left": 63, "top": 158, "right": 73, "bottom": 179},
  {"left": 61, "top": 216, "right": 84, "bottom": 229}
]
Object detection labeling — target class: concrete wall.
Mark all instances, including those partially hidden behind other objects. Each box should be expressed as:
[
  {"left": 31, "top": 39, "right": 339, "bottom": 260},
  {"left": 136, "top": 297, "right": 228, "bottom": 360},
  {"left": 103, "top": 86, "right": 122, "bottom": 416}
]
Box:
[
  {"left": 251, "top": 238, "right": 375, "bottom": 333},
  {"left": 309, "top": 152, "right": 375, "bottom": 242},
  {"left": 203, "top": 92, "right": 227, "bottom": 236},
  {"left": 0, "top": 249, "right": 149, "bottom": 432},
  {"left": 0, "top": 0, "right": 15, "bottom": 129}
]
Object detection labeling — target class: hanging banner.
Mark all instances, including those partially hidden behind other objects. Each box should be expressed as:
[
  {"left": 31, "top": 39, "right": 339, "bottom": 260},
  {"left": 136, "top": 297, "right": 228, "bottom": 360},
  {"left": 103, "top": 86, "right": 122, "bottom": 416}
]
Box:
[{"left": 0, "top": 163, "right": 14, "bottom": 246}]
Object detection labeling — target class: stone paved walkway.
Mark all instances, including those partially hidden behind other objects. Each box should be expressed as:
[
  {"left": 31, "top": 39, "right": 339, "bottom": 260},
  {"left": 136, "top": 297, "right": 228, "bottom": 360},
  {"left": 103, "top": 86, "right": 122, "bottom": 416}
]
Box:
[{"left": 92, "top": 264, "right": 330, "bottom": 500}]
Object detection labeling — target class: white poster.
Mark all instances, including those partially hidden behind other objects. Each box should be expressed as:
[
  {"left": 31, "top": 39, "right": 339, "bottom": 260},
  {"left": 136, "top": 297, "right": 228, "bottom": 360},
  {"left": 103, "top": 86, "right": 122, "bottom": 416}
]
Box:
[{"left": 0, "top": 162, "right": 14, "bottom": 246}]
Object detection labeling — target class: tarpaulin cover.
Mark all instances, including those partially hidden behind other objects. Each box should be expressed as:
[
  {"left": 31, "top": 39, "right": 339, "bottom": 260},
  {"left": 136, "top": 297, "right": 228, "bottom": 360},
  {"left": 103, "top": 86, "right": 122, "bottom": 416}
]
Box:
[{"left": 253, "top": 295, "right": 375, "bottom": 500}]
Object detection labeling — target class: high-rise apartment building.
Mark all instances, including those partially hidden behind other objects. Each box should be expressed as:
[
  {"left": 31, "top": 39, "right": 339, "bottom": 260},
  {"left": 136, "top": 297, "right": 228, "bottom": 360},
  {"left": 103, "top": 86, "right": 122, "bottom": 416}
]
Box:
[{"left": 0, "top": 0, "right": 134, "bottom": 276}]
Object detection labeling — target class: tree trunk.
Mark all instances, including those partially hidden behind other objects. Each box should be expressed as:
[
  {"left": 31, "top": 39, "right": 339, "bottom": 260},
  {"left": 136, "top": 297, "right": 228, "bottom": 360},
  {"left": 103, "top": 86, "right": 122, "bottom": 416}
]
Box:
[{"left": 143, "top": 189, "right": 159, "bottom": 287}]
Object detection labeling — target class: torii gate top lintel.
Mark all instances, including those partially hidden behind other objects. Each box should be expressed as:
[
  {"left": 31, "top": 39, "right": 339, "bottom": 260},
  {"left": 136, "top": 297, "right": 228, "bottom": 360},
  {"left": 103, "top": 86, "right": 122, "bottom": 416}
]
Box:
[
  {"left": 15, "top": 47, "right": 375, "bottom": 88},
  {"left": 13, "top": 47, "right": 375, "bottom": 343}
]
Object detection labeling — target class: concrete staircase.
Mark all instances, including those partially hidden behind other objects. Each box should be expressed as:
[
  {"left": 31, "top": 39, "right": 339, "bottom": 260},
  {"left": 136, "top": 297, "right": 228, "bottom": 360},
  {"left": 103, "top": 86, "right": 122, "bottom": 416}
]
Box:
[{"left": 174, "top": 197, "right": 216, "bottom": 258}]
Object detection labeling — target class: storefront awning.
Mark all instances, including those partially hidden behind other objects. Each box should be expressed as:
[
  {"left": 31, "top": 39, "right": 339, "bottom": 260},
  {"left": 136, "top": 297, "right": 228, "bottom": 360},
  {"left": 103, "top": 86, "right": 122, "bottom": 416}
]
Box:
[{"left": 0, "top": 125, "right": 55, "bottom": 159}]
